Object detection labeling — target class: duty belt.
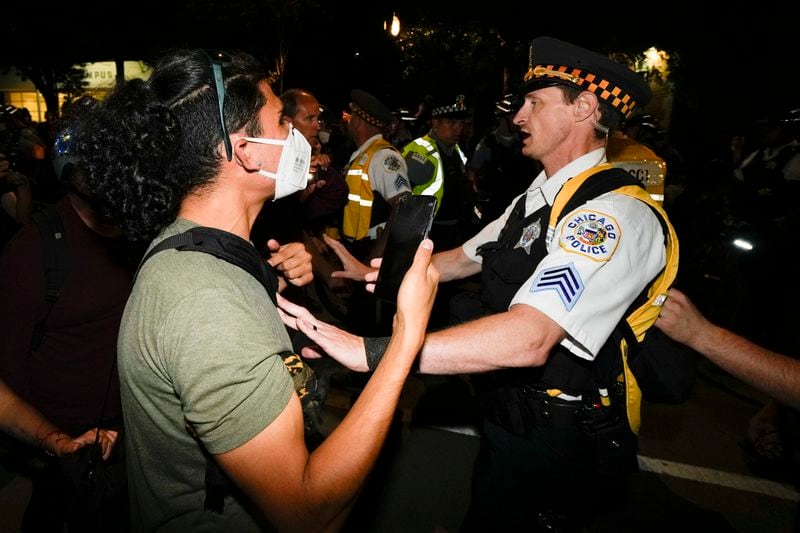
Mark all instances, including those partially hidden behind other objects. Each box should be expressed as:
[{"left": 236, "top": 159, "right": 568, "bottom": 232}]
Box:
[
  {"left": 524, "top": 388, "right": 618, "bottom": 428},
  {"left": 481, "top": 385, "right": 619, "bottom": 435}
]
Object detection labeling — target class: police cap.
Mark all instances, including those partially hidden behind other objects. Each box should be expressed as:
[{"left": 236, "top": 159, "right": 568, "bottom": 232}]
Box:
[
  {"left": 349, "top": 89, "right": 394, "bottom": 129},
  {"left": 431, "top": 94, "right": 469, "bottom": 119},
  {"left": 522, "top": 36, "right": 651, "bottom": 120}
]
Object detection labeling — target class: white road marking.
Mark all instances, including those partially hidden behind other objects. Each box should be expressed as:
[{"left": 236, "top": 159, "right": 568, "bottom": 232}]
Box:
[
  {"left": 638, "top": 455, "right": 800, "bottom": 502},
  {"left": 429, "top": 426, "right": 799, "bottom": 502}
]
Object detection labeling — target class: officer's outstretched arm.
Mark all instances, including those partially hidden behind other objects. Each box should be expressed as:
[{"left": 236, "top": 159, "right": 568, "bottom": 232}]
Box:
[
  {"left": 431, "top": 246, "right": 481, "bottom": 282},
  {"left": 417, "top": 303, "right": 566, "bottom": 375}
]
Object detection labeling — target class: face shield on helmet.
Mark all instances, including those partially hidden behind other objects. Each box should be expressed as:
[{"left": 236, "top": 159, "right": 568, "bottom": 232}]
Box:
[
  {"left": 494, "top": 94, "right": 523, "bottom": 117},
  {"left": 51, "top": 96, "right": 98, "bottom": 184}
]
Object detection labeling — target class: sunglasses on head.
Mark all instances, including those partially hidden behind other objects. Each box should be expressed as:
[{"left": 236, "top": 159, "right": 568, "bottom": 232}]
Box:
[{"left": 205, "top": 51, "right": 233, "bottom": 161}]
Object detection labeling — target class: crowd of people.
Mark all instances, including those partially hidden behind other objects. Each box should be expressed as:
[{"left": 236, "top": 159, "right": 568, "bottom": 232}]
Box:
[{"left": 0, "top": 33, "right": 798, "bottom": 533}]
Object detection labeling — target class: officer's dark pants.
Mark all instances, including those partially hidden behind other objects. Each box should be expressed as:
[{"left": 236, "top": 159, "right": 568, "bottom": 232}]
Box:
[{"left": 460, "top": 417, "right": 634, "bottom": 533}]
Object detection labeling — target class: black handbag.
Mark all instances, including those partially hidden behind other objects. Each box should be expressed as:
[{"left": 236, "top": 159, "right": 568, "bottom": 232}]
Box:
[
  {"left": 59, "top": 350, "right": 128, "bottom": 519},
  {"left": 60, "top": 438, "right": 127, "bottom": 512}
]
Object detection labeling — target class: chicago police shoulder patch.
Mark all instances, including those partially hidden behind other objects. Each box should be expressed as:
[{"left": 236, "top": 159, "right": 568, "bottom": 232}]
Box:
[
  {"left": 558, "top": 209, "right": 620, "bottom": 262},
  {"left": 384, "top": 154, "right": 402, "bottom": 172}
]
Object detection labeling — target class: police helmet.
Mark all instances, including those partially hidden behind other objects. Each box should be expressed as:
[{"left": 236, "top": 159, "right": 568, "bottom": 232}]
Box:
[
  {"left": 52, "top": 127, "right": 79, "bottom": 182},
  {"left": 51, "top": 96, "right": 98, "bottom": 183}
]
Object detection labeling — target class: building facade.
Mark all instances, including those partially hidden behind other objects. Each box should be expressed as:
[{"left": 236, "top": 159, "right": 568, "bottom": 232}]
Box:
[{"left": 0, "top": 61, "right": 151, "bottom": 121}]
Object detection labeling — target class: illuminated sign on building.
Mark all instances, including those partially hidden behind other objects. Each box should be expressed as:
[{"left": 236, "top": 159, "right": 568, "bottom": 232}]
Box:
[
  {"left": 1, "top": 61, "right": 153, "bottom": 120},
  {"left": 84, "top": 61, "right": 152, "bottom": 88}
]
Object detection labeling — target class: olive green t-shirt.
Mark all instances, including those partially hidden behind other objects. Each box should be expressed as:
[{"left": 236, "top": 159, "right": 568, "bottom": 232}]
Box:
[{"left": 119, "top": 218, "right": 294, "bottom": 532}]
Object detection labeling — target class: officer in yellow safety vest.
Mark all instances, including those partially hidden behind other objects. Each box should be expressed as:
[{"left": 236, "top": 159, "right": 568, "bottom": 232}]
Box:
[
  {"left": 342, "top": 89, "right": 411, "bottom": 261},
  {"left": 607, "top": 130, "right": 666, "bottom": 204},
  {"left": 403, "top": 94, "right": 470, "bottom": 250}
]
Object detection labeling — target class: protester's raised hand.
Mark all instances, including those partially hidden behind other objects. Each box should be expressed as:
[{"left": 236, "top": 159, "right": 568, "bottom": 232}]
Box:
[
  {"left": 655, "top": 288, "right": 708, "bottom": 346},
  {"left": 393, "top": 239, "right": 438, "bottom": 340},
  {"left": 266, "top": 239, "right": 314, "bottom": 288},
  {"left": 277, "top": 294, "right": 370, "bottom": 371}
]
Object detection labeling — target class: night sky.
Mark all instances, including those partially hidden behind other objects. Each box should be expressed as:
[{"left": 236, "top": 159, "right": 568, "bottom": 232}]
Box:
[{"left": 3, "top": 0, "right": 797, "bottom": 155}]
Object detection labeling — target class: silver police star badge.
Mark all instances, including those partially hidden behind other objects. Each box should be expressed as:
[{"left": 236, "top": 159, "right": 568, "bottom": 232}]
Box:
[{"left": 514, "top": 218, "right": 541, "bottom": 254}]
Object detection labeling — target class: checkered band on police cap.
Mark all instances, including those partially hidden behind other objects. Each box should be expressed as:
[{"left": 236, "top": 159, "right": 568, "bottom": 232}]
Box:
[
  {"left": 349, "top": 89, "right": 394, "bottom": 129},
  {"left": 522, "top": 36, "right": 651, "bottom": 119},
  {"left": 431, "top": 94, "right": 468, "bottom": 118}
]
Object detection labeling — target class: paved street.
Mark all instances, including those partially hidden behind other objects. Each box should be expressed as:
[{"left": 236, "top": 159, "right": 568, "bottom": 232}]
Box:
[
  {"left": 329, "top": 358, "right": 800, "bottom": 532},
  {"left": 1, "top": 357, "right": 797, "bottom": 532}
]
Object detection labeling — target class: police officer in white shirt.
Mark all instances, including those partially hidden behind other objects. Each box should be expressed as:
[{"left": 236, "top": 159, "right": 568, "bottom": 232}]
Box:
[{"left": 281, "top": 36, "right": 664, "bottom": 532}]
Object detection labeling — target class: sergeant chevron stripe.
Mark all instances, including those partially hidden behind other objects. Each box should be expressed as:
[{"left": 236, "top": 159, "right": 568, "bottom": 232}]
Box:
[{"left": 531, "top": 262, "right": 584, "bottom": 311}]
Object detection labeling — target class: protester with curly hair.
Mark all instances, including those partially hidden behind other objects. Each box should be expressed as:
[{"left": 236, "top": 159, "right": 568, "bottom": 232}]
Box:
[{"left": 74, "top": 48, "right": 438, "bottom": 532}]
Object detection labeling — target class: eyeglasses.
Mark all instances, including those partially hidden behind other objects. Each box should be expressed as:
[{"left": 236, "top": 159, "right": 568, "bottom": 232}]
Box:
[{"left": 206, "top": 51, "right": 233, "bottom": 161}]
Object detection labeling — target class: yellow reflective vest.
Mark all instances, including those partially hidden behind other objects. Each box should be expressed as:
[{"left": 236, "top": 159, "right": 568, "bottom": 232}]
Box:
[
  {"left": 547, "top": 163, "right": 679, "bottom": 434},
  {"left": 402, "top": 134, "right": 466, "bottom": 214},
  {"left": 607, "top": 134, "right": 666, "bottom": 205},
  {"left": 343, "top": 137, "right": 399, "bottom": 240}
]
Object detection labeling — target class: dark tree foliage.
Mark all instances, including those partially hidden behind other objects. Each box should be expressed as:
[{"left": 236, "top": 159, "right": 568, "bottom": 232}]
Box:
[{"left": 1, "top": 0, "right": 796, "bottom": 154}]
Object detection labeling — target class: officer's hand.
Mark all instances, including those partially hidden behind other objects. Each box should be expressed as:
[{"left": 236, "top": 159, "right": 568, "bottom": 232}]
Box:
[{"left": 324, "top": 234, "right": 377, "bottom": 282}]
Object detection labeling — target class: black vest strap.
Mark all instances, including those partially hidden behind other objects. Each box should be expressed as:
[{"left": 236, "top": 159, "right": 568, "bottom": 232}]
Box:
[
  {"left": 558, "top": 167, "right": 640, "bottom": 216},
  {"left": 137, "top": 227, "right": 278, "bottom": 304},
  {"left": 33, "top": 207, "right": 68, "bottom": 304},
  {"left": 31, "top": 207, "right": 68, "bottom": 351}
]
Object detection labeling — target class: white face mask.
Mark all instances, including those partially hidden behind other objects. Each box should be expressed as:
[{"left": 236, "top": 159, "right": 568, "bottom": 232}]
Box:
[{"left": 244, "top": 125, "right": 312, "bottom": 200}]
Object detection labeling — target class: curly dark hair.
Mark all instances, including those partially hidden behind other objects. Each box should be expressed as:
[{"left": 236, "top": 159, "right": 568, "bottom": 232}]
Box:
[{"left": 75, "top": 49, "right": 268, "bottom": 242}]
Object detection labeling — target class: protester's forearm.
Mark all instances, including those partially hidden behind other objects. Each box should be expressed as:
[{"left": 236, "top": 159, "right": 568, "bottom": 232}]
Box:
[
  {"left": 303, "top": 323, "right": 422, "bottom": 527},
  {"left": 697, "top": 324, "right": 800, "bottom": 409}
]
